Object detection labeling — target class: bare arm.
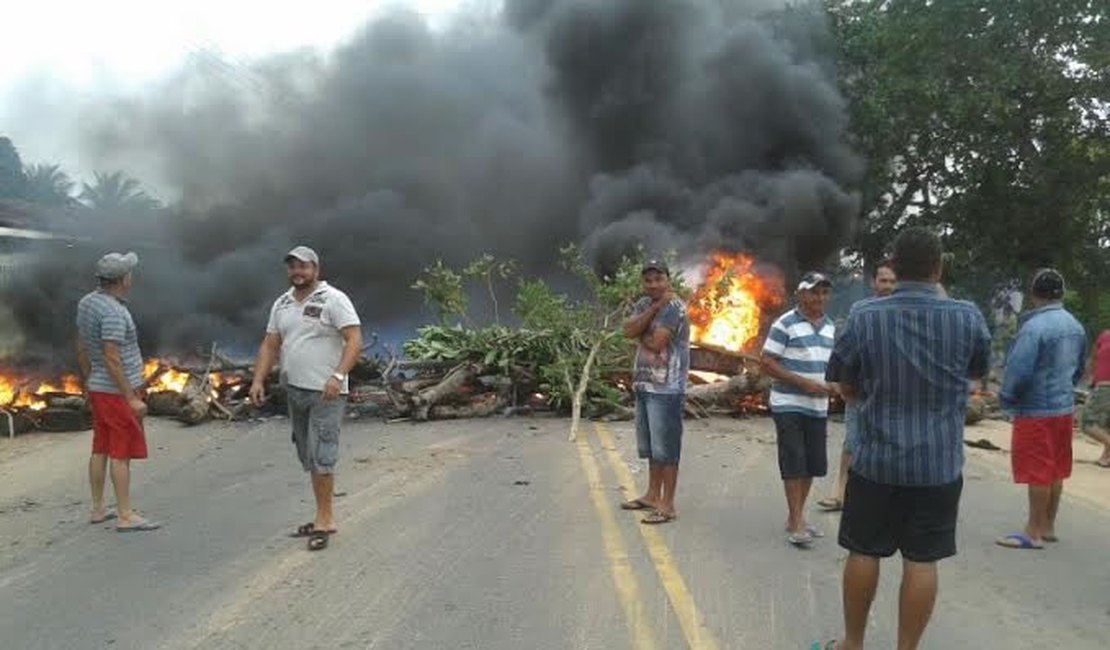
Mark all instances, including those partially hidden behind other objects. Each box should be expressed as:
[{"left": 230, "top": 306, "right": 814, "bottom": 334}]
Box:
[
  {"left": 761, "top": 353, "right": 830, "bottom": 396},
  {"left": 251, "top": 333, "right": 282, "bottom": 387},
  {"left": 249, "top": 332, "right": 282, "bottom": 407},
  {"left": 622, "top": 296, "right": 669, "bottom": 339},
  {"left": 102, "top": 342, "right": 136, "bottom": 399},
  {"left": 335, "top": 325, "right": 363, "bottom": 375},
  {"left": 76, "top": 337, "right": 90, "bottom": 383}
]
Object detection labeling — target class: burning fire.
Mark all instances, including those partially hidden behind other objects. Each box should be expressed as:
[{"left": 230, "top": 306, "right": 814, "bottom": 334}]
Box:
[
  {"left": 144, "top": 360, "right": 191, "bottom": 393},
  {"left": 0, "top": 374, "right": 83, "bottom": 411},
  {"left": 688, "top": 253, "right": 784, "bottom": 352}
]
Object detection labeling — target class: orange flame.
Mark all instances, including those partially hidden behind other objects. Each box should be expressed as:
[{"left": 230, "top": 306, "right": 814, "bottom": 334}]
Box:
[
  {"left": 0, "top": 373, "right": 84, "bottom": 411},
  {"left": 688, "top": 253, "right": 784, "bottom": 352}
]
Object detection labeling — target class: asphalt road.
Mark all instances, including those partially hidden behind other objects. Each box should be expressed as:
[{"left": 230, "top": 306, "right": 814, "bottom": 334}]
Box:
[{"left": 0, "top": 414, "right": 1107, "bottom": 649}]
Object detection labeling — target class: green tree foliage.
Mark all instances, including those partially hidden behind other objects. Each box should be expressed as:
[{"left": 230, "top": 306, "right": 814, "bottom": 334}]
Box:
[
  {"left": 0, "top": 137, "right": 27, "bottom": 200},
  {"left": 405, "top": 248, "right": 674, "bottom": 440},
  {"left": 79, "top": 171, "right": 161, "bottom": 214},
  {"left": 23, "top": 164, "right": 76, "bottom": 207},
  {"left": 828, "top": 0, "right": 1110, "bottom": 312}
]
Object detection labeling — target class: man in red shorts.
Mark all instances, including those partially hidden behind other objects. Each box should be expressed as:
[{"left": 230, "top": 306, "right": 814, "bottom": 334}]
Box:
[
  {"left": 76, "top": 252, "right": 161, "bottom": 532},
  {"left": 997, "top": 269, "right": 1086, "bottom": 549},
  {"left": 1081, "top": 329, "right": 1110, "bottom": 467}
]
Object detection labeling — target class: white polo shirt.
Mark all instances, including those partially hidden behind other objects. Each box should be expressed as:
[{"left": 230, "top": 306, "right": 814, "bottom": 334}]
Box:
[{"left": 266, "top": 281, "right": 361, "bottom": 393}]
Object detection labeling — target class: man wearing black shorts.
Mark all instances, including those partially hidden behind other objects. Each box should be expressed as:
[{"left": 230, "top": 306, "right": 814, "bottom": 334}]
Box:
[
  {"left": 817, "top": 228, "right": 991, "bottom": 650},
  {"left": 761, "top": 272, "right": 836, "bottom": 547}
]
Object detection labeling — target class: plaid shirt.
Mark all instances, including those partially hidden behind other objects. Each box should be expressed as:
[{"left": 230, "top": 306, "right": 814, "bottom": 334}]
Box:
[{"left": 826, "top": 282, "right": 992, "bottom": 486}]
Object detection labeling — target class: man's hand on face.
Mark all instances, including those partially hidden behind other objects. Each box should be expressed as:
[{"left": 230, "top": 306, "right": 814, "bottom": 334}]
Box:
[
  {"left": 654, "top": 290, "right": 676, "bottom": 306},
  {"left": 322, "top": 376, "right": 342, "bottom": 402}
]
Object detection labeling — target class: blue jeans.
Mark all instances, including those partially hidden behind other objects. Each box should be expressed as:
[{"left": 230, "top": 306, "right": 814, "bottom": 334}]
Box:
[{"left": 635, "top": 390, "right": 684, "bottom": 464}]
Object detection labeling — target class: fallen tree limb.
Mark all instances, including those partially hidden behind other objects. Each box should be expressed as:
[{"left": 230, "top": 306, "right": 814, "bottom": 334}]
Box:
[{"left": 412, "top": 363, "right": 480, "bottom": 420}]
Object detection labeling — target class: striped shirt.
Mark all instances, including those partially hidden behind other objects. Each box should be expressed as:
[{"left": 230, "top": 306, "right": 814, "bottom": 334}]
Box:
[
  {"left": 76, "top": 291, "right": 145, "bottom": 394},
  {"left": 826, "top": 282, "right": 992, "bottom": 486},
  {"left": 762, "top": 309, "right": 835, "bottom": 417}
]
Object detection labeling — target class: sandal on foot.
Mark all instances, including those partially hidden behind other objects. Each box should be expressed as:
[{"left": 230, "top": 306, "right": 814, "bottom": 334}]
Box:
[
  {"left": 787, "top": 531, "right": 814, "bottom": 547},
  {"left": 641, "top": 510, "right": 676, "bottom": 525},
  {"left": 90, "top": 510, "right": 117, "bottom": 524},
  {"left": 995, "top": 533, "right": 1044, "bottom": 549},
  {"left": 620, "top": 498, "right": 652, "bottom": 511},
  {"left": 816, "top": 498, "right": 843, "bottom": 512},
  {"left": 116, "top": 518, "right": 161, "bottom": 532},
  {"left": 291, "top": 522, "right": 320, "bottom": 538},
  {"left": 307, "top": 530, "right": 329, "bottom": 551}
]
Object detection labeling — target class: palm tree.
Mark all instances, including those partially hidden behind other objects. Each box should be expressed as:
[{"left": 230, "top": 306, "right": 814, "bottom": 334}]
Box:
[
  {"left": 24, "top": 164, "right": 77, "bottom": 207},
  {"left": 79, "top": 171, "right": 161, "bottom": 214}
]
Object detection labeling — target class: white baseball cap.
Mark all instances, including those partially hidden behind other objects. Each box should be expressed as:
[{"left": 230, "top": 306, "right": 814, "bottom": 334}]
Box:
[{"left": 284, "top": 246, "right": 319, "bottom": 265}]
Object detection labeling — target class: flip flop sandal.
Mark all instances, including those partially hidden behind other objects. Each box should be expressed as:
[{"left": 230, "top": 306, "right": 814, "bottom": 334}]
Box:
[
  {"left": 806, "top": 524, "right": 825, "bottom": 538},
  {"left": 307, "top": 530, "right": 329, "bottom": 551},
  {"left": 290, "top": 522, "right": 317, "bottom": 538},
  {"left": 816, "top": 498, "right": 843, "bottom": 512},
  {"left": 995, "top": 533, "right": 1044, "bottom": 549},
  {"left": 787, "top": 531, "right": 814, "bottom": 547},
  {"left": 116, "top": 519, "right": 162, "bottom": 533},
  {"left": 90, "top": 510, "right": 117, "bottom": 524},
  {"left": 810, "top": 641, "right": 840, "bottom": 650},
  {"left": 620, "top": 499, "right": 652, "bottom": 510},
  {"left": 640, "top": 510, "right": 676, "bottom": 525}
]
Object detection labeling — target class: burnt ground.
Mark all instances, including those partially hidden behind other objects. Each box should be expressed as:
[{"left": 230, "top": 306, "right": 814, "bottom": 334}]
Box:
[{"left": 0, "top": 414, "right": 1107, "bottom": 649}]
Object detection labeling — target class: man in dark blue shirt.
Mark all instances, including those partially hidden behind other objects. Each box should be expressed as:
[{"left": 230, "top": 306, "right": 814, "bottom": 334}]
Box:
[{"left": 817, "top": 228, "right": 991, "bottom": 650}]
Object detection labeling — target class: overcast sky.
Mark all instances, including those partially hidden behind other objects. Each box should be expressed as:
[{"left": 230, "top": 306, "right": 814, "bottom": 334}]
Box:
[{"left": 0, "top": 0, "right": 459, "bottom": 176}]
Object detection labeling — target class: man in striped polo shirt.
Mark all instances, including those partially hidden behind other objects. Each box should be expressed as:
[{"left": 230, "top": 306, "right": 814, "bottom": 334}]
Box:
[
  {"left": 761, "top": 271, "right": 835, "bottom": 547},
  {"left": 76, "top": 252, "right": 161, "bottom": 532},
  {"left": 818, "top": 228, "right": 991, "bottom": 650}
]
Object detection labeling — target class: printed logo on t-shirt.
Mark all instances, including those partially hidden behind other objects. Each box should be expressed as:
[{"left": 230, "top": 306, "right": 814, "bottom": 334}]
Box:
[{"left": 303, "top": 305, "right": 322, "bottom": 319}]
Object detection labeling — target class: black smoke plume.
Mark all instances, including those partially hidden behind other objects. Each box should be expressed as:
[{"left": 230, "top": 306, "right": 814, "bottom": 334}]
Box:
[{"left": 6, "top": 0, "right": 860, "bottom": 360}]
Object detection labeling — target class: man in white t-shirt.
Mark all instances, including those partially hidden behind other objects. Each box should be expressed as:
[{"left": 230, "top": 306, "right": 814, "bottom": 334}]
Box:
[{"left": 250, "top": 246, "right": 362, "bottom": 551}]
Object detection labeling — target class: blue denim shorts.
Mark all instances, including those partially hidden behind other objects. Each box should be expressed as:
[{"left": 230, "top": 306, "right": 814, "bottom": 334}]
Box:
[{"left": 635, "top": 390, "right": 684, "bottom": 464}]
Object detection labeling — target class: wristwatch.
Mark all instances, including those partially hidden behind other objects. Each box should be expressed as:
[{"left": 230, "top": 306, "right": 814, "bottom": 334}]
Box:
[{"left": 332, "top": 372, "right": 346, "bottom": 383}]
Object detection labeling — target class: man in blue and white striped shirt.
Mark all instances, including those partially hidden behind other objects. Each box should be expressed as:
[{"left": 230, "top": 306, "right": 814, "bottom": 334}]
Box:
[{"left": 761, "top": 271, "right": 836, "bottom": 547}]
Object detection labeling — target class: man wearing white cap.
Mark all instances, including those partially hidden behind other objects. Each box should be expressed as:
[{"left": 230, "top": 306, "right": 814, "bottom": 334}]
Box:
[
  {"left": 250, "top": 246, "right": 362, "bottom": 551},
  {"left": 76, "top": 251, "right": 161, "bottom": 532},
  {"left": 762, "top": 271, "right": 836, "bottom": 547}
]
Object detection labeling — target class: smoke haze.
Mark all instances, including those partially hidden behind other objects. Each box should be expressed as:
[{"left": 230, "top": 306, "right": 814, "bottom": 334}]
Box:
[{"left": 6, "top": 0, "right": 860, "bottom": 358}]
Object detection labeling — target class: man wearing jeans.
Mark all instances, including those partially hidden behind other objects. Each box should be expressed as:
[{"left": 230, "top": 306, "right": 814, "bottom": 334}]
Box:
[
  {"left": 762, "top": 271, "right": 835, "bottom": 546},
  {"left": 620, "top": 259, "right": 690, "bottom": 525},
  {"left": 817, "top": 228, "right": 991, "bottom": 650},
  {"left": 996, "top": 269, "right": 1086, "bottom": 549},
  {"left": 250, "top": 246, "right": 362, "bottom": 551}
]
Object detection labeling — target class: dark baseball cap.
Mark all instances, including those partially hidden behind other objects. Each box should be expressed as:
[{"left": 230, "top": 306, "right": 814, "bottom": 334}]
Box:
[
  {"left": 797, "top": 271, "right": 832, "bottom": 291},
  {"left": 641, "top": 259, "right": 670, "bottom": 276},
  {"left": 1031, "top": 268, "right": 1065, "bottom": 299}
]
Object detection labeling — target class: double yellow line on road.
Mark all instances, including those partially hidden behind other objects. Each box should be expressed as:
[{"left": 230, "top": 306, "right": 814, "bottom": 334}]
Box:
[{"left": 575, "top": 422, "right": 721, "bottom": 650}]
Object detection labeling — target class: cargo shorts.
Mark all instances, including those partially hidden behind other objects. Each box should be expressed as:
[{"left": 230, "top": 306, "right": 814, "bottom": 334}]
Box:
[{"left": 287, "top": 386, "right": 343, "bottom": 474}]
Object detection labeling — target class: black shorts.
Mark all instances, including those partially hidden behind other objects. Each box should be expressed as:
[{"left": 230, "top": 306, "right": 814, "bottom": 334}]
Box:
[
  {"left": 838, "top": 471, "right": 963, "bottom": 563},
  {"left": 772, "top": 413, "right": 828, "bottom": 479}
]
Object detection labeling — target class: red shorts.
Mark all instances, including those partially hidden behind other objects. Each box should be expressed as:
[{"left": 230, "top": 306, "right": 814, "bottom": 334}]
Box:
[
  {"left": 1011, "top": 415, "right": 1073, "bottom": 485},
  {"left": 89, "top": 392, "right": 148, "bottom": 460}
]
